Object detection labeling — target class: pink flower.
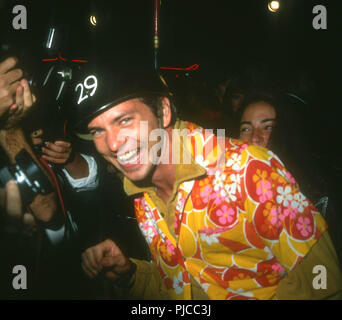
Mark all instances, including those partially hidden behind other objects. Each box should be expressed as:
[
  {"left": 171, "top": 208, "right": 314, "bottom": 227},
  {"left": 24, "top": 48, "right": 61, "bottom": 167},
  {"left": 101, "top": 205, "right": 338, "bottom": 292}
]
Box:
[
  {"left": 199, "top": 227, "right": 215, "bottom": 236},
  {"left": 270, "top": 207, "right": 282, "bottom": 227},
  {"left": 216, "top": 205, "right": 235, "bottom": 225},
  {"left": 199, "top": 226, "right": 232, "bottom": 235},
  {"left": 200, "top": 185, "right": 212, "bottom": 203},
  {"left": 256, "top": 180, "right": 273, "bottom": 203},
  {"left": 165, "top": 239, "right": 176, "bottom": 255},
  {"left": 210, "top": 190, "right": 225, "bottom": 205},
  {"left": 272, "top": 262, "right": 285, "bottom": 275},
  {"left": 296, "top": 217, "right": 312, "bottom": 237},
  {"left": 280, "top": 205, "right": 298, "bottom": 220}
]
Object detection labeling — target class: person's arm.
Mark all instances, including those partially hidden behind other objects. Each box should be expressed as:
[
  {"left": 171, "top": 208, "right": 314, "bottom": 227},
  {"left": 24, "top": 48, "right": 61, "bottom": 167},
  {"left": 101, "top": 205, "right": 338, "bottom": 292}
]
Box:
[
  {"left": 42, "top": 140, "right": 89, "bottom": 179},
  {"left": 241, "top": 145, "right": 342, "bottom": 299},
  {"left": 81, "top": 239, "right": 169, "bottom": 299},
  {"left": 31, "top": 129, "right": 95, "bottom": 186},
  {"left": 119, "top": 258, "right": 169, "bottom": 299},
  {"left": 0, "top": 57, "right": 57, "bottom": 224},
  {"left": 276, "top": 231, "right": 342, "bottom": 300},
  {"left": 61, "top": 153, "right": 99, "bottom": 191},
  {"left": 0, "top": 180, "right": 36, "bottom": 235},
  {"left": 0, "top": 124, "right": 57, "bottom": 223}
]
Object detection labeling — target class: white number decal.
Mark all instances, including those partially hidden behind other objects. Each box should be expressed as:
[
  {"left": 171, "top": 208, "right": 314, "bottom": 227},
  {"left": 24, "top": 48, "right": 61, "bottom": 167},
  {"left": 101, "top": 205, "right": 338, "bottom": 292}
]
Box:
[{"left": 75, "top": 75, "right": 98, "bottom": 104}]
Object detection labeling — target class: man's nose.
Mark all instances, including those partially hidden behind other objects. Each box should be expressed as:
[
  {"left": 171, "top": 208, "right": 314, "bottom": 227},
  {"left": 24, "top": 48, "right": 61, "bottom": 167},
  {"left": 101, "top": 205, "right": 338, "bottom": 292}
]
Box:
[{"left": 106, "top": 129, "right": 126, "bottom": 152}]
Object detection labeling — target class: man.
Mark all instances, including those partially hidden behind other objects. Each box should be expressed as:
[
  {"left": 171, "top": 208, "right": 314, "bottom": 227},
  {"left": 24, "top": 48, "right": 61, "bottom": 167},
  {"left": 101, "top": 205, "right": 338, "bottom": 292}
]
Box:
[{"left": 74, "top": 62, "right": 341, "bottom": 299}]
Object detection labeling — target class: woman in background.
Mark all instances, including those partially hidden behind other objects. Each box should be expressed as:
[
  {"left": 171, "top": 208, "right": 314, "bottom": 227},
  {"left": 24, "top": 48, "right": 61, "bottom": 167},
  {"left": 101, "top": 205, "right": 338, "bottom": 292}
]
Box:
[{"left": 237, "top": 92, "right": 342, "bottom": 265}]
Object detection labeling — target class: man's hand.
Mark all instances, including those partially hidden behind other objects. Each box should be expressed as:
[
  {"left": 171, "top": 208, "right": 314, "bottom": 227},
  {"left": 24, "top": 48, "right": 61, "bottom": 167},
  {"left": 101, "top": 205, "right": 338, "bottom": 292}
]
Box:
[
  {"left": 0, "top": 180, "right": 22, "bottom": 219},
  {"left": 31, "top": 129, "right": 73, "bottom": 165},
  {"left": 81, "top": 239, "right": 133, "bottom": 281},
  {"left": 31, "top": 129, "right": 72, "bottom": 165},
  {"left": 0, "top": 180, "right": 37, "bottom": 235},
  {"left": 0, "top": 57, "right": 36, "bottom": 128},
  {"left": 42, "top": 141, "right": 73, "bottom": 165},
  {"left": 0, "top": 57, "right": 22, "bottom": 117},
  {"left": 31, "top": 129, "right": 89, "bottom": 179}
]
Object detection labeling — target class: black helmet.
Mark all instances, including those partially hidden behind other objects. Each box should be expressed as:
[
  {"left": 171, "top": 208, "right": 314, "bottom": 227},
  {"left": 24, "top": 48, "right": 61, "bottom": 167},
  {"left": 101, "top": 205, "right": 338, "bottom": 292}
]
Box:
[{"left": 64, "top": 58, "right": 173, "bottom": 134}]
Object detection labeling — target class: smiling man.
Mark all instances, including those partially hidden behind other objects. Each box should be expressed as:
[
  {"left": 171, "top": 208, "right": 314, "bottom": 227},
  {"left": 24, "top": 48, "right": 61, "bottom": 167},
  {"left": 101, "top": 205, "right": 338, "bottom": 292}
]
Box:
[
  {"left": 68, "top": 61, "right": 342, "bottom": 300},
  {"left": 88, "top": 97, "right": 172, "bottom": 184}
]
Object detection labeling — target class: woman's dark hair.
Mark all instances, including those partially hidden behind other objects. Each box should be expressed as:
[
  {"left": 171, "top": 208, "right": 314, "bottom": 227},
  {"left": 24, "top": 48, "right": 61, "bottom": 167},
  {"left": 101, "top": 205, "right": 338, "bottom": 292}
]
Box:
[{"left": 233, "top": 91, "right": 279, "bottom": 139}]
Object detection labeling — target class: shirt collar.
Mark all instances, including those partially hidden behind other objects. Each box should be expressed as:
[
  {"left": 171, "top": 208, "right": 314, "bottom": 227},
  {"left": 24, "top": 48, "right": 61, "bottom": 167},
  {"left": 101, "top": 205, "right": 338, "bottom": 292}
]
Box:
[{"left": 123, "top": 119, "right": 206, "bottom": 196}]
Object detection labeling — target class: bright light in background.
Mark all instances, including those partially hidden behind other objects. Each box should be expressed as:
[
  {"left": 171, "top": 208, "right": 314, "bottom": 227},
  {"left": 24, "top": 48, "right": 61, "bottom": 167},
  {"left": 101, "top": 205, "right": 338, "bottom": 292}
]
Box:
[
  {"left": 90, "top": 15, "right": 97, "bottom": 26},
  {"left": 268, "top": 1, "right": 280, "bottom": 12},
  {"left": 46, "top": 28, "right": 55, "bottom": 49}
]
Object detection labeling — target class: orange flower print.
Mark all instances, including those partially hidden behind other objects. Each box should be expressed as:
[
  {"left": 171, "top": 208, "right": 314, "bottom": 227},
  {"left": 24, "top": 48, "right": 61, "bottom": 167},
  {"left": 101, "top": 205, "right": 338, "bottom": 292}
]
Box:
[
  {"left": 233, "top": 273, "right": 252, "bottom": 282},
  {"left": 252, "top": 169, "right": 268, "bottom": 184}
]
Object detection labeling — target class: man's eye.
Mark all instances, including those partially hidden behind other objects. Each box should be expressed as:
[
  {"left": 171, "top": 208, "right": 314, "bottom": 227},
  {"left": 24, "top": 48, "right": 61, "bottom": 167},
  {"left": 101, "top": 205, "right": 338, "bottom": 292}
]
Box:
[
  {"left": 264, "top": 125, "right": 273, "bottom": 131},
  {"left": 90, "top": 129, "right": 103, "bottom": 137},
  {"left": 120, "top": 117, "right": 132, "bottom": 125}
]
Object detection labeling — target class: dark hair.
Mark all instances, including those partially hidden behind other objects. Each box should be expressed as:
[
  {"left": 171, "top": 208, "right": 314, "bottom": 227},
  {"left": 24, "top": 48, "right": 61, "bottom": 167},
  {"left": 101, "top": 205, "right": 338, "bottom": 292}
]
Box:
[
  {"left": 233, "top": 91, "right": 278, "bottom": 139},
  {"left": 138, "top": 95, "right": 178, "bottom": 127}
]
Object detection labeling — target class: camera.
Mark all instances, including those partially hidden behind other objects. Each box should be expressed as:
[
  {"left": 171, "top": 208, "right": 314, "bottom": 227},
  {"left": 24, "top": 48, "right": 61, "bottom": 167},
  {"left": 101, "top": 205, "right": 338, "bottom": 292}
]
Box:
[{"left": 0, "top": 149, "right": 53, "bottom": 208}]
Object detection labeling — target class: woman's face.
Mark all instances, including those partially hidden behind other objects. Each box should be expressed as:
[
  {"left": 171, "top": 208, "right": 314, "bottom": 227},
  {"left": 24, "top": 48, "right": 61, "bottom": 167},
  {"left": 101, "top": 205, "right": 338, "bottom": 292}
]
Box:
[{"left": 239, "top": 101, "right": 276, "bottom": 148}]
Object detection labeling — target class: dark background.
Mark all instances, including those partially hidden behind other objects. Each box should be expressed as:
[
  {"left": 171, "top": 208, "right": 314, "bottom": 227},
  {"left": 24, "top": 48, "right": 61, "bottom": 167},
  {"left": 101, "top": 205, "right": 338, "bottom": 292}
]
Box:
[{"left": 0, "top": 0, "right": 340, "bottom": 135}]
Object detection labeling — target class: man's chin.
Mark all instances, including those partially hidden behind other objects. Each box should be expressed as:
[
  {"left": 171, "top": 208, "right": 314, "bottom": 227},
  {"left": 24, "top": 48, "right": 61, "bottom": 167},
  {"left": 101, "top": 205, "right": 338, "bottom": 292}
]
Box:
[
  {"left": 119, "top": 164, "right": 148, "bottom": 181},
  {"left": 123, "top": 163, "right": 158, "bottom": 183}
]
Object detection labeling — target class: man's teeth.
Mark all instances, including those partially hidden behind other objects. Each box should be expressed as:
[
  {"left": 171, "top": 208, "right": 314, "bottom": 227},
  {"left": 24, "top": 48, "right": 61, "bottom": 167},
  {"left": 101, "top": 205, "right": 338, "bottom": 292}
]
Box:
[{"left": 118, "top": 149, "right": 138, "bottom": 163}]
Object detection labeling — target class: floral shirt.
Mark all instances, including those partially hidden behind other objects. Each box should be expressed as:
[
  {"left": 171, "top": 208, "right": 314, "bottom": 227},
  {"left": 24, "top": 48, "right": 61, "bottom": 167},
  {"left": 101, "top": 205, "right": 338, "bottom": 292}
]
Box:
[{"left": 124, "top": 121, "right": 327, "bottom": 300}]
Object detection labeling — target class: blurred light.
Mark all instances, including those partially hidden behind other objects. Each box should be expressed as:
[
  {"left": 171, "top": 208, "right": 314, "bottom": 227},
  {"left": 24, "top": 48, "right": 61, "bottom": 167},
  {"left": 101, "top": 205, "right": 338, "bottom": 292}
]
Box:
[
  {"left": 42, "top": 58, "right": 58, "bottom": 62},
  {"left": 90, "top": 15, "right": 97, "bottom": 26},
  {"left": 58, "top": 53, "right": 67, "bottom": 62},
  {"left": 41, "top": 56, "right": 88, "bottom": 63},
  {"left": 268, "top": 1, "right": 280, "bottom": 12},
  {"left": 160, "top": 64, "right": 199, "bottom": 71},
  {"left": 46, "top": 28, "right": 55, "bottom": 49}
]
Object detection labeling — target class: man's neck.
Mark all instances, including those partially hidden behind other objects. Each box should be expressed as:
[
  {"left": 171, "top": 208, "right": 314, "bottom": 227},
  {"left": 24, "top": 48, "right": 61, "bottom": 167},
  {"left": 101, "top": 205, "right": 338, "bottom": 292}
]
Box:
[
  {"left": 151, "top": 125, "right": 175, "bottom": 203},
  {"left": 151, "top": 162, "right": 175, "bottom": 203}
]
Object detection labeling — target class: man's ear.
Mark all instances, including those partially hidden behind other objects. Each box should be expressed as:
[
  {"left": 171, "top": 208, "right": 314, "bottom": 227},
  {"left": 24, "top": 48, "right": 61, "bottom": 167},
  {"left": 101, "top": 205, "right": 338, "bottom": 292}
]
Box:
[{"left": 161, "top": 97, "right": 172, "bottom": 128}]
